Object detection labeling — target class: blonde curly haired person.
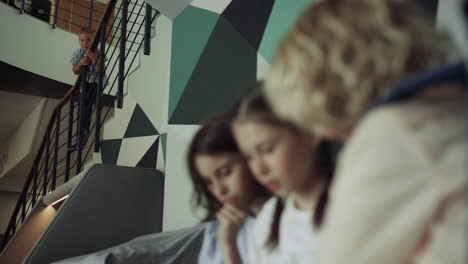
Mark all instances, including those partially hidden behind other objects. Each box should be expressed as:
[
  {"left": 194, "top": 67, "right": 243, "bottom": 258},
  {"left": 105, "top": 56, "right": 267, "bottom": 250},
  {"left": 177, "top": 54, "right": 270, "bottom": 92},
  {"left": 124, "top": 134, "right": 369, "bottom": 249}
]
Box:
[{"left": 265, "top": 1, "right": 466, "bottom": 264}]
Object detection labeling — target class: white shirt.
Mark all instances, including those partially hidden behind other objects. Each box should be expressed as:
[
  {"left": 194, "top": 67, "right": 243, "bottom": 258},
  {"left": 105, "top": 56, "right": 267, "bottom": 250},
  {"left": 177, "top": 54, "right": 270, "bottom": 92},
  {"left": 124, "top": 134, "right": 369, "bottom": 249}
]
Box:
[{"left": 250, "top": 197, "right": 320, "bottom": 264}]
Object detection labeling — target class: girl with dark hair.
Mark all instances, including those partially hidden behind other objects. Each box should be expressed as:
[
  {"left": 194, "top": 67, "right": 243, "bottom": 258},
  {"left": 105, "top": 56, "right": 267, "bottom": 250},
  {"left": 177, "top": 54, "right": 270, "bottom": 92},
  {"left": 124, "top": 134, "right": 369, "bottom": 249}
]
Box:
[
  {"left": 231, "top": 82, "right": 338, "bottom": 263},
  {"left": 187, "top": 113, "right": 269, "bottom": 264}
]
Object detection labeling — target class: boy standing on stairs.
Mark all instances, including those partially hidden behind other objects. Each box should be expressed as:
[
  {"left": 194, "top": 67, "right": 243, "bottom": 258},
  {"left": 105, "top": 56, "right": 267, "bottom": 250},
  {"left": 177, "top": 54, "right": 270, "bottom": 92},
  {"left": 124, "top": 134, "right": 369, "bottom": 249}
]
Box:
[{"left": 69, "top": 27, "right": 108, "bottom": 150}]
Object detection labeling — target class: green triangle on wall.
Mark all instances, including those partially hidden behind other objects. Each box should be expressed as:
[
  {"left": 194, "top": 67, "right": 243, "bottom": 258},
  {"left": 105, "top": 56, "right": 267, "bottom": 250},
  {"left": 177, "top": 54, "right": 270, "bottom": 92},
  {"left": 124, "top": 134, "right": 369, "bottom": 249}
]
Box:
[
  {"left": 169, "top": 6, "right": 220, "bottom": 120},
  {"left": 258, "top": 0, "right": 315, "bottom": 62}
]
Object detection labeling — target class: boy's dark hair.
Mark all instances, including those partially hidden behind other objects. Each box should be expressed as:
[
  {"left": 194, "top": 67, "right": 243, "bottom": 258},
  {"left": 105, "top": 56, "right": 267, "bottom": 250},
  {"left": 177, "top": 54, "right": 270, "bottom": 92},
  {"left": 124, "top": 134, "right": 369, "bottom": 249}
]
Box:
[
  {"left": 232, "top": 81, "right": 340, "bottom": 250},
  {"left": 187, "top": 113, "right": 270, "bottom": 222},
  {"left": 79, "top": 27, "right": 95, "bottom": 34}
]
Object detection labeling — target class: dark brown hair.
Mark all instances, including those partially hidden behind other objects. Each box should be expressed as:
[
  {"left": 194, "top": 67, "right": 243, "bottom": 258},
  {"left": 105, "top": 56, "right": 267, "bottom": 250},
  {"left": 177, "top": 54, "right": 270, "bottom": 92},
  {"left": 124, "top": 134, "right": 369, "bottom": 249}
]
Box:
[
  {"left": 233, "top": 82, "right": 339, "bottom": 250},
  {"left": 187, "top": 113, "right": 270, "bottom": 222}
]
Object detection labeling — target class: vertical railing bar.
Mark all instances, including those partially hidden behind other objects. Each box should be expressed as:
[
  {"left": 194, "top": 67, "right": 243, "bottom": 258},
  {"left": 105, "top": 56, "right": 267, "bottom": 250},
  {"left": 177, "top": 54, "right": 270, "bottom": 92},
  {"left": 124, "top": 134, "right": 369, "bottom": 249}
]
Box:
[
  {"left": 20, "top": 0, "right": 25, "bottom": 14},
  {"left": 76, "top": 70, "right": 88, "bottom": 174},
  {"left": 103, "top": 0, "right": 139, "bottom": 75},
  {"left": 118, "top": 0, "right": 128, "bottom": 109},
  {"left": 105, "top": 2, "right": 139, "bottom": 64},
  {"left": 53, "top": 109, "right": 60, "bottom": 190},
  {"left": 95, "top": 19, "right": 106, "bottom": 152},
  {"left": 21, "top": 193, "right": 26, "bottom": 221},
  {"left": 105, "top": 2, "right": 123, "bottom": 53},
  {"left": 53, "top": 0, "right": 60, "bottom": 28},
  {"left": 143, "top": 3, "right": 151, "bottom": 55},
  {"left": 88, "top": 0, "right": 94, "bottom": 30},
  {"left": 44, "top": 129, "right": 50, "bottom": 196},
  {"left": 65, "top": 91, "right": 74, "bottom": 182},
  {"left": 123, "top": 1, "right": 145, "bottom": 59},
  {"left": 32, "top": 164, "right": 37, "bottom": 206}
]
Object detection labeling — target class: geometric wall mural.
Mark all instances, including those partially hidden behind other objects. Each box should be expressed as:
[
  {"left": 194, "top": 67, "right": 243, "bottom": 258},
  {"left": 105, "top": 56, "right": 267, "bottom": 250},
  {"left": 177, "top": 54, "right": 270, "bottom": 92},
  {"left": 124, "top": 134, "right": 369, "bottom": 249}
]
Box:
[
  {"left": 258, "top": 0, "right": 315, "bottom": 62},
  {"left": 117, "top": 135, "right": 159, "bottom": 167},
  {"left": 100, "top": 139, "right": 122, "bottom": 165},
  {"left": 221, "top": 0, "right": 274, "bottom": 50},
  {"left": 190, "top": 0, "right": 231, "bottom": 14},
  {"left": 99, "top": 0, "right": 320, "bottom": 174},
  {"left": 169, "top": 0, "right": 315, "bottom": 125},
  {"left": 101, "top": 95, "right": 163, "bottom": 171},
  {"left": 161, "top": 0, "right": 322, "bottom": 231},
  {"left": 101, "top": 135, "right": 161, "bottom": 169},
  {"left": 124, "top": 104, "right": 159, "bottom": 138},
  {"left": 97, "top": 0, "right": 322, "bottom": 232},
  {"left": 169, "top": 0, "right": 275, "bottom": 125},
  {"left": 137, "top": 137, "right": 160, "bottom": 168},
  {"left": 169, "top": 6, "right": 219, "bottom": 121},
  {"left": 169, "top": 15, "right": 258, "bottom": 124}
]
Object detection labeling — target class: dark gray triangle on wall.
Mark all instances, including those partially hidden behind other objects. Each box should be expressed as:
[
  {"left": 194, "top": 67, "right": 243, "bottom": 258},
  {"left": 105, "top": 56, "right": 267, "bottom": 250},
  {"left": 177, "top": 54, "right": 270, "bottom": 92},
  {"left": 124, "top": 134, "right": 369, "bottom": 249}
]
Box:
[
  {"left": 221, "top": 0, "right": 275, "bottom": 50},
  {"left": 124, "top": 104, "right": 159, "bottom": 138},
  {"left": 136, "top": 137, "right": 159, "bottom": 169},
  {"left": 169, "top": 17, "right": 257, "bottom": 125},
  {"left": 100, "top": 139, "right": 122, "bottom": 164}
]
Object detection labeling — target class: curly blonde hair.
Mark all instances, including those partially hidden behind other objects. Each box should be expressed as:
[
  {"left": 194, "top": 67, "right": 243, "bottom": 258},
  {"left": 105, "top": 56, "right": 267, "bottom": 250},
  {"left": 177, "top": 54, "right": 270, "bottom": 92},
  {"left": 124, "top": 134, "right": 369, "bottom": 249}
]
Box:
[{"left": 265, "top": 0, "right": 450, "bottom": 138}]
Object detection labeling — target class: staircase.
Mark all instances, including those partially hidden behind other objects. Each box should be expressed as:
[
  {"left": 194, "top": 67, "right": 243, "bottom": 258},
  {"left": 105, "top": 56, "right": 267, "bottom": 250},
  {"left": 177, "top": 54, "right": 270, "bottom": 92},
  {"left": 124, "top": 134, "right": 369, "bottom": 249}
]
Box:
[{"left": 0, "top": 0, "right": 160, "bottom": 254}]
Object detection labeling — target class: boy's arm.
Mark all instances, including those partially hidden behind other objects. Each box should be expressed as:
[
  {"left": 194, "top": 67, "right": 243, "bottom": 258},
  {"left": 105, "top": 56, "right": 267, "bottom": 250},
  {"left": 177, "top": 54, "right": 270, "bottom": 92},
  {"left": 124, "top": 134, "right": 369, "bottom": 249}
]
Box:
[
  {"left": 72, "top": 57, "right": 91, "bottom": 75},
  {"left": 86, "top": 51, "right": 105, "bottom": 72},
  {"left": 72, "top": 61, "right": 83, "bottom": 75}
]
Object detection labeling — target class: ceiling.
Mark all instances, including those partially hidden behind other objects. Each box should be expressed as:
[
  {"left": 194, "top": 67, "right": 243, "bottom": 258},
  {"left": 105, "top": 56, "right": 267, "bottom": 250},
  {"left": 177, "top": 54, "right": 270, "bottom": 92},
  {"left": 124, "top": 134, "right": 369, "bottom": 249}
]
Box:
[{"left": 0, "top": 91, "right": 43, "bottom": 143}]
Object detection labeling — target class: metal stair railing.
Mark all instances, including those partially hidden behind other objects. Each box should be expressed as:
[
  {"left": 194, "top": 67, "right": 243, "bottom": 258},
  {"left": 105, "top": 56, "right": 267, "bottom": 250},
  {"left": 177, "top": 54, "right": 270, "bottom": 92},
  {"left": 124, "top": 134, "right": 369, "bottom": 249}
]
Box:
[{"left": 0, "top": 0, "right": 159, "bottom": 252}]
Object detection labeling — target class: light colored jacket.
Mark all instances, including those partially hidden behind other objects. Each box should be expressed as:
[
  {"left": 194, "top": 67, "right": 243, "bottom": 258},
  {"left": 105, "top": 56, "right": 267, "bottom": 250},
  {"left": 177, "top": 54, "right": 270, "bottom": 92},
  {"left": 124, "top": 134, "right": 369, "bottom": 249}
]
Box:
[{"left": 318, "top": 98, "right": 466, "bottom": 264}]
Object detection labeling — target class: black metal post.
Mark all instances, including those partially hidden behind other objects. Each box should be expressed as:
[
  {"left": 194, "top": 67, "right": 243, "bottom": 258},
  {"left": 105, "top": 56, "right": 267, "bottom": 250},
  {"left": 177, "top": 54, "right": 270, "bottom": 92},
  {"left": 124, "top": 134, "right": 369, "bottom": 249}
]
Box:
[
  {"left": 65, "top": 90, "right": 75, "bottom": 182},
  {"left": 95, "top": 21, "right": 106, "bottom": 153},
  {"left": 20, "top": 0, "right": 25, "bottom": 14},
  {"left": 11, "top": 223, "right": 16, "bottom": 238},
  {"left": 144, "top": 3, "right": 151, "bottom": 55},
  {"left": 76, "top": 70, "right": 88, "bottom": 174},
  {"left": 88, "top": 0, "right": 94, "bottom": 30},
  {"left": 44, "top": 130, "right": 50, "bottom": 195},
  {"left": 32, "top": 165, "right": 37, "bottom": 206},
  {"left": 53, "top": 0, "right": 60, "bottom": 28},
  {"left": 21, "top": 193, "right": 26, "bottom": 221},
  {"left": 53, "top": 109, "right": 60, "bottom": 190},
  {"left": 118, "top": 0, "right": 128, "bottom": 109}
]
